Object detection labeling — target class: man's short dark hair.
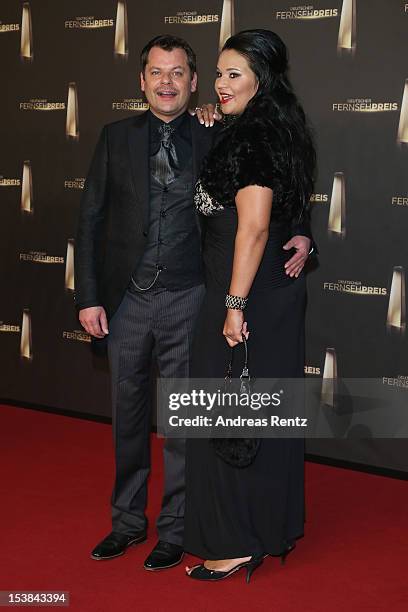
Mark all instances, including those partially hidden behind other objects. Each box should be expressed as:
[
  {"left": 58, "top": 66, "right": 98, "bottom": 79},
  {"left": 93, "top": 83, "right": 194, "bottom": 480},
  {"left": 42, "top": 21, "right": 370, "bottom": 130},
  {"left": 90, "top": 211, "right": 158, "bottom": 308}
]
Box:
[{"left": 140, "top": 34, "right": 197, "bottom": 76}]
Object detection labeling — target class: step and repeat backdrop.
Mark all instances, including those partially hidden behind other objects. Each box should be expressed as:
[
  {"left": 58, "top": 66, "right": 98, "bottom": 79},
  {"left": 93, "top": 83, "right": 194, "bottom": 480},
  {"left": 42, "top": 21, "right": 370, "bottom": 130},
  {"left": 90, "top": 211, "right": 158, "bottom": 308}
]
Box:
[{"left": 1, "top": 0, "right": 407, "bottom": 471}]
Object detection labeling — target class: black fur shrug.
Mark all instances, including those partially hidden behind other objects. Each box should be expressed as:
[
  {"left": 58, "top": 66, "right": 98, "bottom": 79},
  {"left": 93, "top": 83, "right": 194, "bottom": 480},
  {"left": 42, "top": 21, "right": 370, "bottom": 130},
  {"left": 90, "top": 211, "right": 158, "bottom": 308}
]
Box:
[{"left": 199, "top": 111, "right": 302, "bottom": 222}]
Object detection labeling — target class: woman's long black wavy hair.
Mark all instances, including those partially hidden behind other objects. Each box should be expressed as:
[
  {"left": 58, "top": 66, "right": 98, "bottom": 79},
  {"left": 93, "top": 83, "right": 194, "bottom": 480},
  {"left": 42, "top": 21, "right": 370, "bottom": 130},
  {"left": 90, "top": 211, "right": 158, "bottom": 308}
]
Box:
[{"left": 220, "top": 29, "right": 316, "bottom": 221}]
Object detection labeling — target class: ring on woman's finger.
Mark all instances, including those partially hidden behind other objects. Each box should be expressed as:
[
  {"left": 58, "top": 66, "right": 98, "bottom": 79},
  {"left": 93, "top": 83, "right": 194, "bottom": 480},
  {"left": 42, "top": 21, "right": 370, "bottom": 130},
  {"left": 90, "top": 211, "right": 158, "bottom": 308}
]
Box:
[{"left": 195, "top": 106, "right": 203, "bottom": 112}]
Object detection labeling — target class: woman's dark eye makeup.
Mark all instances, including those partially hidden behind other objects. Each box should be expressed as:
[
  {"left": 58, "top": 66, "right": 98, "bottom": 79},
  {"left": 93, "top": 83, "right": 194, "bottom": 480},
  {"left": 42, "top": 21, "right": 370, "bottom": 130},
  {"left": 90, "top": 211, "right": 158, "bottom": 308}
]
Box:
[{"left": 216, "top": 71, "right": 241, "bottom": 78}]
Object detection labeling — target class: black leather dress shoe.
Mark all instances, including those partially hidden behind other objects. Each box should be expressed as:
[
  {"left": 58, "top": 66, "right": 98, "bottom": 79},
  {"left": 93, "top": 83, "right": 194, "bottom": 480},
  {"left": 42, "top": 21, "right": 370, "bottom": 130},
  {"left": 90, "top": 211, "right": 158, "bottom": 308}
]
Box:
[
  {"left": 91, "top": 530, "right": 147, "bottom": 560},
  {"left": 143, "top": 541, "right": 184, "bottom": 571}
]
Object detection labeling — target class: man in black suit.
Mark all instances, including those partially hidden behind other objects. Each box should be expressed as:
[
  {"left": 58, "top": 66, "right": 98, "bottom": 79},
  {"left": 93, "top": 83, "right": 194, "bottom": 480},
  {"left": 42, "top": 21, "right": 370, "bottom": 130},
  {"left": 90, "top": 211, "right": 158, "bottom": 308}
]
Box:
[{"left": 75, "top": 34, "right": 313, "bottom": 571}]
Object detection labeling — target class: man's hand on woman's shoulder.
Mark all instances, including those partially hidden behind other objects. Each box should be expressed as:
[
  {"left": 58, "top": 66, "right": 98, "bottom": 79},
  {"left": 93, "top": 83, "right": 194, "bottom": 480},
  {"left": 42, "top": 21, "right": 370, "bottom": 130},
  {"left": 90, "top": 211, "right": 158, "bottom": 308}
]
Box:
[{"left": 189, "top": 103, "right": 222, "bottom": 127}]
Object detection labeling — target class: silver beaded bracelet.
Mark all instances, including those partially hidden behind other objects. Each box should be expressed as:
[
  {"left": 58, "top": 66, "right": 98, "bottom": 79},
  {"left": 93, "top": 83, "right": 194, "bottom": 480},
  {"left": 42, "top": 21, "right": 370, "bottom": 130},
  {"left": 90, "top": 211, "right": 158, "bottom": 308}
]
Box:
[{"left": 225, "top": 293, "right": 248, "bottom": 310}]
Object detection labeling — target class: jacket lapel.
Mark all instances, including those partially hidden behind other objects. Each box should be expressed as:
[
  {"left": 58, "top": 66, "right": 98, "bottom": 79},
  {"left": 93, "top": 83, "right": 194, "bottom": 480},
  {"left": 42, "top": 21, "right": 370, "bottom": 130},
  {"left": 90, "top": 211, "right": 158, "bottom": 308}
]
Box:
[
  {"left": 189, "top": 115, "right": 219, "bottom": 240},
  {"left": 190, "top": 115, "right": 222, "bottom": 182},
  {"left": 190, "top": 115, "right": 208, "bottom": 182},
  {"left": 128, "top": 111, "right": 149, "bottom": 231}
]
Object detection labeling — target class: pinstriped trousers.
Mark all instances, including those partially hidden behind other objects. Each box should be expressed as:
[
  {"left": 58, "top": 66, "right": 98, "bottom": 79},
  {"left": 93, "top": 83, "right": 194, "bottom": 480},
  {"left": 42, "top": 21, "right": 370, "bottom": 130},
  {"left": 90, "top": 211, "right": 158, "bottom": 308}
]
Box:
[{"left": 107, "top": 283, "right": 205, "bottom": 546}]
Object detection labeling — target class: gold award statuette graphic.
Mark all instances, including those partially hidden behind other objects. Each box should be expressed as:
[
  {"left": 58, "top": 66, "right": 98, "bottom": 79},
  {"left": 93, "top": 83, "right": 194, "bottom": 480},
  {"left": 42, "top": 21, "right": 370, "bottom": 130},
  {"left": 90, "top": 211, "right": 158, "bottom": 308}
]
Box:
[
  {"left": 337, "top": 0, "right": 356, "bottom": 56},
  {"left": 387, "top": 267, "right": 406, "bottom": 334},
  {"left": 20, "top": 309, "right": 33, "bottom": 360},
  {"left": 66, "top": 83, "right": 79, "bottom": 140},
  {"left": 21, "top": 160, "right": 33, "bottom": 213},
  {"left": 20, "top": 1, "right": 33, "bottom": 61},
  {"left": 65, "top": 239, "right": 75, "bottom": 291},
  {"left": 114, "top": 0, "right": 128, "bottom": 59},
  {"left": 219, "top": 0, "right": 234, "bottom": 51},
  {"left": 328, "top": 172, "right": 346, "bottom": 238},
  {"left": 321, "top": 348, "right": 337, "bottom": 408},
  {"left": 397, "top": 79, "right": 408, "bottom": 145}
]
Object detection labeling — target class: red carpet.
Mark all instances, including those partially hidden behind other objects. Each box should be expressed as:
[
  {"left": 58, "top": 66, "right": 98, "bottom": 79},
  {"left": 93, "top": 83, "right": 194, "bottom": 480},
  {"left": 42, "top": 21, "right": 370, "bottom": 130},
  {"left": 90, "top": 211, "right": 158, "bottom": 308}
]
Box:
[{"left": 1, "top": 404, "right": 407, "bottom": 611}]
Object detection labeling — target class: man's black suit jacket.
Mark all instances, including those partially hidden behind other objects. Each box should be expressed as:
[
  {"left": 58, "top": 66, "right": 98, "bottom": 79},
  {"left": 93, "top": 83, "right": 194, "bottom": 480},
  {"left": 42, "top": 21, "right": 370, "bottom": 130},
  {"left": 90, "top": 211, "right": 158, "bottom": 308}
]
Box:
[
  {"left": 74, "top": 111, "right": 217, "bottom": 320},
  {"left": 75, "top": 111, "right": 313, "bottom": 321}
]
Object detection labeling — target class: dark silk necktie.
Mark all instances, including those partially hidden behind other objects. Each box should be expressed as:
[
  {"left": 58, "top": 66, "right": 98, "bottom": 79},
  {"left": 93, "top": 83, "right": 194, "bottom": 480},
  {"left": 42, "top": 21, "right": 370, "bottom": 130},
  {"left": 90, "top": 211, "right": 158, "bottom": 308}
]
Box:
[{"left": 151, "top": 123, "right": 179, "bottom": 186}]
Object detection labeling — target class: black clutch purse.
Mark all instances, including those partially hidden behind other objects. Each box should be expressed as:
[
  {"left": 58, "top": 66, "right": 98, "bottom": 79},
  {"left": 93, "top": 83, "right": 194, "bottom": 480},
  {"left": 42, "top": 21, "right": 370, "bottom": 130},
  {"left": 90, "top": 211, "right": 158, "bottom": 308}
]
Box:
[{"left": 210, "top": 335, "right": 261, "bottom": 468}]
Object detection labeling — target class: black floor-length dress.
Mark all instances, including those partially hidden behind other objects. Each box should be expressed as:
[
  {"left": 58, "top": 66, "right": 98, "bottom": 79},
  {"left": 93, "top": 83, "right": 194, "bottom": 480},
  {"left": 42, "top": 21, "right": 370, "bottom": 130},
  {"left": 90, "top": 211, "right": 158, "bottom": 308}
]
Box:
[{"left": 184, "top": 180, "right": 306, "bottom": 560}]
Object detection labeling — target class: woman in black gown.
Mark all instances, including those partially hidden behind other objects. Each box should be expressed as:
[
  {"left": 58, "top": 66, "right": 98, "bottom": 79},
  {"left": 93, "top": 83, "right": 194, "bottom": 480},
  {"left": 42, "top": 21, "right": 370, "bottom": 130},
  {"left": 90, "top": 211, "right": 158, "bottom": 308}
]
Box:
[{"left": 184, "top": 30, "right": 316, "bottom": 581}]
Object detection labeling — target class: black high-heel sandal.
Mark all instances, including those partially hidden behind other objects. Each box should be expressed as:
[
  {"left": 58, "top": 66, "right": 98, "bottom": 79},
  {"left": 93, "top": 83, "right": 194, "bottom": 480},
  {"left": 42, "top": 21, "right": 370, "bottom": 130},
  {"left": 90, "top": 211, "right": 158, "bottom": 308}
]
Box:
[
  {"left": 280, "top": 541, "right": 296, "bottom": 566},
  {"left": 187, "top": 555, "right": 264, "bottom": 583}
]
